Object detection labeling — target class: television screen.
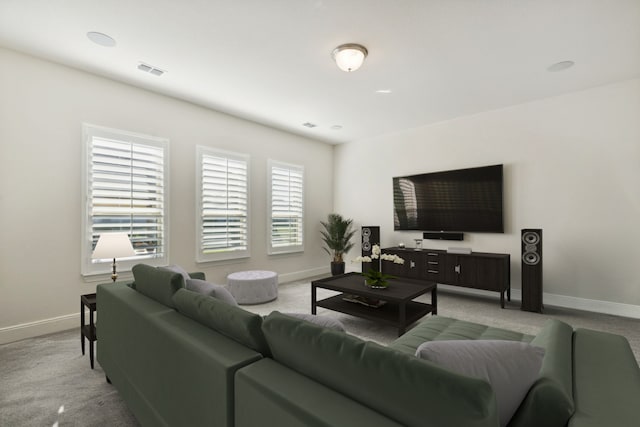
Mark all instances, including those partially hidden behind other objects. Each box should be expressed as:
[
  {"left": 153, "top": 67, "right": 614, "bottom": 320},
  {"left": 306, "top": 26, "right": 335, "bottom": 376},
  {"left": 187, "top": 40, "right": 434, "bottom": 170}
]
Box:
[{"left": 393, "top": 164, "right": 504, "bottom": 232}]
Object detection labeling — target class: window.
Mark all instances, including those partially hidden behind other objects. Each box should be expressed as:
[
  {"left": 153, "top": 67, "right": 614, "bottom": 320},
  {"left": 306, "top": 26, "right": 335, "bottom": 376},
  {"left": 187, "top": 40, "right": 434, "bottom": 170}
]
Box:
[
  {"left": 81, "top": 124, "right": 169, "bottom": 277},
  {"left": 268, "top": 160, "right": 304, "bottom": 254},
  {"left": 196, "top": 146, "right": 250, "bottom": 262}
]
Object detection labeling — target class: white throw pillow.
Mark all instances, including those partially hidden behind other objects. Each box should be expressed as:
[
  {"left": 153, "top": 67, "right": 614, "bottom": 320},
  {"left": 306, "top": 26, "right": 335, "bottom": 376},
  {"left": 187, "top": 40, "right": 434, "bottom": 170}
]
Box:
[{"left": 415, "top": 340, "right": 545, "bottom": 427}]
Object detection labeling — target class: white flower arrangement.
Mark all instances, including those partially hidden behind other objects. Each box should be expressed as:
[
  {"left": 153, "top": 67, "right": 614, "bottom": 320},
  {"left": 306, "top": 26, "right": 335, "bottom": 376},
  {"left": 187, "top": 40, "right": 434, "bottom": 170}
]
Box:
[
  {"left": 353, "top": 245, "right": 405, "bottom": 265},
  {"left": 352, "top": 245, "right": 405, "bottom": 288}
]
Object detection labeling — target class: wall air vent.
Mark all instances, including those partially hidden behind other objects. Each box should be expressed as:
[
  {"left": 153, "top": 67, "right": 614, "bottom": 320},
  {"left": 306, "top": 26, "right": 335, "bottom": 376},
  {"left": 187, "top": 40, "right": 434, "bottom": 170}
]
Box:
[{"left": 138, "top": 62, "right": 166, "bottom": 76}]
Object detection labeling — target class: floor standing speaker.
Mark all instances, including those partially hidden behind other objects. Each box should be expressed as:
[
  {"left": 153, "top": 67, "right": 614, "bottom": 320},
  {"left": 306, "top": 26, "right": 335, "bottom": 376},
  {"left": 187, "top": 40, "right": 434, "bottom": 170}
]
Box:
[
  {"left": 361, "top": 226, "right": 380, "bottom": 274},
  {"left": 521, "top": 229, "right": 543, "bottom": 312}
]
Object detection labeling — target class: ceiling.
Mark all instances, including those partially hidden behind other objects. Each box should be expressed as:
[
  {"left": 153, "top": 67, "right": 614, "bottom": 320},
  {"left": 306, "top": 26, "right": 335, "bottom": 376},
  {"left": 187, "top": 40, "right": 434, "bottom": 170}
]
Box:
[{"left": 1, "top": 0, "right": 639, "bottom": 145}]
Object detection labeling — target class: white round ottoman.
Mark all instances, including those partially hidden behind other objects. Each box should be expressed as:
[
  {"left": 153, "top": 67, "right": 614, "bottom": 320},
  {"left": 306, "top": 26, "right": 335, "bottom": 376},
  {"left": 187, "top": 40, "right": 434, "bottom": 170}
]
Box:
[{"left": 227, "top": 270, "right": 278, "bottom": 305}]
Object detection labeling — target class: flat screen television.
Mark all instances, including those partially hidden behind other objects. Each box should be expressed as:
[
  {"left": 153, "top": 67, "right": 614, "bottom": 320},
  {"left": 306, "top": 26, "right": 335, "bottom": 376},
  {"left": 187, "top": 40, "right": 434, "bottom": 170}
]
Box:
[{"left": 393, "top": 164, "right": 504, "bottom": 232}]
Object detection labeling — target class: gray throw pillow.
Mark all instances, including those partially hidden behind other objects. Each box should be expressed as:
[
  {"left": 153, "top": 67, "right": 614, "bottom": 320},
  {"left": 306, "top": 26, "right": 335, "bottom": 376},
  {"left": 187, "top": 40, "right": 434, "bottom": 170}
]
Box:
[
  {"left": 159, "top": 265, "right": 190, "bottom": 286},
  {"left": 415, "top": 340, "right": 545, "bottom": 427},
  {"left": 281, "top": 312, "right": 346, "bottom": 332},
  {"left": 186, "top": 278, "right": 238, "bottom": 306}
]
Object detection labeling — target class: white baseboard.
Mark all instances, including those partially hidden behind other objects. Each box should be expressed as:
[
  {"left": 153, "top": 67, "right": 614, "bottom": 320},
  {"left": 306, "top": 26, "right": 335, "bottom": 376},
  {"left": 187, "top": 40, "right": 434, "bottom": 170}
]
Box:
[
  {"left": 279, "top": 266, "right": 329, "bottom": 284},
  {"left": 0, "top": 265, "right": 330, "bottom": 345},
  {"left": 0, "top": 313, "right": 78, "bottom": 345},
  {"left": 438, "top": 284, "right": 640, "bottom": 319}
]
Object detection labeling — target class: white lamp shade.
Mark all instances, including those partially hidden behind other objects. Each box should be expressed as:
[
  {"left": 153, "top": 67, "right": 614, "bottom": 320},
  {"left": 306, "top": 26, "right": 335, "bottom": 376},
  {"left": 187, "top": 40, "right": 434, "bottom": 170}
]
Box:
[
  {"left": 332, "top": 44, "right": 368, "bottom": 72},
  {"left": 92, "top": 232, "right": 136, "bottom": 260}
]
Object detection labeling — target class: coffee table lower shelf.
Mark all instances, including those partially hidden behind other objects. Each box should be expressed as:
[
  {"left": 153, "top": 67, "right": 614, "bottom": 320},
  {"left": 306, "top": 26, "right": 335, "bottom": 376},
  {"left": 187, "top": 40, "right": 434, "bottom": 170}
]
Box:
[{"left": 316, "top": 294, "right": 434, "bottom": 335}]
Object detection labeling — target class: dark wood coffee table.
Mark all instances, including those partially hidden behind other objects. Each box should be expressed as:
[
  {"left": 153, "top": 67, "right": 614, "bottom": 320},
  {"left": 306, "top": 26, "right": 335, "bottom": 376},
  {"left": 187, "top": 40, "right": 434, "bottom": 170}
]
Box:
[{"left": 311, "top": 272, "right": 437, "bottom": 336}]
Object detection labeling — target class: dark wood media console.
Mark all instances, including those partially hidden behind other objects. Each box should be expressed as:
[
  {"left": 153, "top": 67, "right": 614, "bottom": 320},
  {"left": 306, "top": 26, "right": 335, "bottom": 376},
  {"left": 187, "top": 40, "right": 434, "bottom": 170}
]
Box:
[{"left": 381, "top": 247, "right": 511, "bottom": 308}]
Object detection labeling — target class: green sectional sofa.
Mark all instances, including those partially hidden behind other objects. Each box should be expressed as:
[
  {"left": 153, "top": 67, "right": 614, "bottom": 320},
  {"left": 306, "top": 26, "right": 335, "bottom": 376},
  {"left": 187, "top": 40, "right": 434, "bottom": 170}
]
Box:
[{"left": 97, "top": 266, "right": 640, "bottom": 427}]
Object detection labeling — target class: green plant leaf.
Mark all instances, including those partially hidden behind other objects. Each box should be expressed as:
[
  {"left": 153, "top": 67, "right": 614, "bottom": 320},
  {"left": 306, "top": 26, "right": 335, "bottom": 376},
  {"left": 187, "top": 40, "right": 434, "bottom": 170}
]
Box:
[{"left": 320, "top": 213, "right": 355, "bottom": 263}]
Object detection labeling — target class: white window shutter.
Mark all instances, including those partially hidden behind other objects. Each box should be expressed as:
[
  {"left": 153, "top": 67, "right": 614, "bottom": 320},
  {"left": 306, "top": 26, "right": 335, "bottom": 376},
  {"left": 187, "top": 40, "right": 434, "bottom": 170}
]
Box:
[
  {"left": 268, "top": 160, "right": 304, "bottom": 254},
  {"left": 197, "top": 147, "right": 250, "bottom": 262},
  {"left": 82, "top": 124, "right": 169, "bottom": 277}
]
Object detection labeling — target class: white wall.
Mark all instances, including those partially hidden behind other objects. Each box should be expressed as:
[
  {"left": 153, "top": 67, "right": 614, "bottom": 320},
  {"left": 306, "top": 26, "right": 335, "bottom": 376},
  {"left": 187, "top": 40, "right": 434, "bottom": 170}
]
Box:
[
  {"left": 0, "top": 48, "right": 333, "bottom": 343},
  {"left": 335, "top": 79, "right": 640, "bottom": 315}
]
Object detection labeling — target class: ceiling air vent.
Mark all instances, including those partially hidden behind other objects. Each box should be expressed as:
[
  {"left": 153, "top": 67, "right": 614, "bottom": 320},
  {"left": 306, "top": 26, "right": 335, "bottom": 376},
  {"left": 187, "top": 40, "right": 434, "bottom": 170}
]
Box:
[{"left": 138, "top": 62, "right": 166, "bottom": 76}]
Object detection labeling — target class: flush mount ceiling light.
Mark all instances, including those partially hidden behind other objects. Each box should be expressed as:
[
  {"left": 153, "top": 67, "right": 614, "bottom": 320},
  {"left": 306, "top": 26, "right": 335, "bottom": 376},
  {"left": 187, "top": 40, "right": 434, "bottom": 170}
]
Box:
[
  {"left": 332, "top": 43, "right": 368, "bottom": 72},
  {"left": 87, "top": 31, "right": 116, "bottom": 47},
  {"left": 547, "top": 60, "right": 575, "bottom": 72}
]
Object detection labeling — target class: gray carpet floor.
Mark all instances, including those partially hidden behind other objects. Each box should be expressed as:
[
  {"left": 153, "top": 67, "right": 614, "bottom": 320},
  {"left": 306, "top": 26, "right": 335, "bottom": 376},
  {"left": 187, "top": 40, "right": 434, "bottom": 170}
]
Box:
[{"left": 1, "top": 278, "right": 638, "bottom": 426}]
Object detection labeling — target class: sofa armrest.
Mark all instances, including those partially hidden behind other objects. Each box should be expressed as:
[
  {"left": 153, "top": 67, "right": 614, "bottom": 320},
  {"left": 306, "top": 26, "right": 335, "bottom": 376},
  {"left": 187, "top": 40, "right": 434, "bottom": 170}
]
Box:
[
  {"left": 97, "top": 282, "right": 262, "bottom": 427},
  {"left": 568, "top": 329, "right": 640, "bottom": 427}
]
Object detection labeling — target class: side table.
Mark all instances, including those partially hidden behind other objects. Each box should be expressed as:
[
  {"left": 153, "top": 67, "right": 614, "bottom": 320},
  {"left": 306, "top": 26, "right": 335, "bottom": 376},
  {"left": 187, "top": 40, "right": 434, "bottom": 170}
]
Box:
[{"left": 81, "top": 293, "right": 97, "bottom": 369}]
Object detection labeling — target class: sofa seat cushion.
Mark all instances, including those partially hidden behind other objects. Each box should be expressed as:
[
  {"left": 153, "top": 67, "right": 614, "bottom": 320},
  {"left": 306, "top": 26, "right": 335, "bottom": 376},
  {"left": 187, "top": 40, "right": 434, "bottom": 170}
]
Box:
[
  {"left": 172, "top": 288, "right": 269, "bottom": 355},
  {"left": 416, "top": 340, "right": 545, "bottom": 427},
  {"left": 262, "top": 311, "right": 500, "bottom": 427},
  {"left": 389, "top": 316, "right": 533, "bottom": 355},
  {"left": 132, "top": 264, "right": 184, "bottom": 308}
]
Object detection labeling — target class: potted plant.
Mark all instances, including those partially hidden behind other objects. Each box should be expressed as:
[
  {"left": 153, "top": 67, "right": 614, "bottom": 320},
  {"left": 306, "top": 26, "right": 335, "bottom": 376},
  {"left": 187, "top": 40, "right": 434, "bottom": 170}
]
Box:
[{"left": 320, "top": 213, "right": 356, "bottom": 276}]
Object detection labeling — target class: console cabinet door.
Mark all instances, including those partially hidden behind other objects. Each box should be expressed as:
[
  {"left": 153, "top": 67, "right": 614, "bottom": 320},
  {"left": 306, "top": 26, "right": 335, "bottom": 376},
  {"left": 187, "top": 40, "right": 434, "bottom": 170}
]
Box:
[
  {"left": 383, "top": 250, "right": 423, "bottom": 279},
  {"left": 403, "top": 251, "right": 424, "bottom": 279},
  {"left": 476, "top": 257, "right": 508, "bottom": 292},
  {"left": 445, "top": 255, "right": 477, "bottom": 287}
]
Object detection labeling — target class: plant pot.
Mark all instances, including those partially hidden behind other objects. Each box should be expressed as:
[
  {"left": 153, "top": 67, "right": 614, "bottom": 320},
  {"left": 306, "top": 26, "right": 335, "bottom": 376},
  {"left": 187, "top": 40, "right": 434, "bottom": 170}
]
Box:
[
  {"left": 364, "top": 280, "right": 388, "bottom": 289},
  {"left": 330, "top": 262, "right": 345, "bottom": 276}
]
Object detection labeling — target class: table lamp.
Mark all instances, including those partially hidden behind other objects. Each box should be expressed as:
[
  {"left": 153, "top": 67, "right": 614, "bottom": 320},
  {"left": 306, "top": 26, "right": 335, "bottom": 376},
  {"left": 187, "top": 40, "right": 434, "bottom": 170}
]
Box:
[{"left": 92, "top": 232, "right": 136, "bottom": 282}]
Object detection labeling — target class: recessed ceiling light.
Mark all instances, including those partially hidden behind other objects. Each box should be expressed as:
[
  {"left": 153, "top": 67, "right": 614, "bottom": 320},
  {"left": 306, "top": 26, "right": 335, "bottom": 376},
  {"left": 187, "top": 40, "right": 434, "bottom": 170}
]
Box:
[
  {"left": 87, "top": 31, "right": 116, "bottom": 47},
  {"left": 376, "top": 89, "right": 392, "bottom": 94},
  {"left": 302, "top": 122, "right": 317, "bottom": 128},
  {"left": 330, "top": 125, "right": 343, "bottom": 130},
  {"left": 547, "top": 61, "right": 575, "bottom": 72}
]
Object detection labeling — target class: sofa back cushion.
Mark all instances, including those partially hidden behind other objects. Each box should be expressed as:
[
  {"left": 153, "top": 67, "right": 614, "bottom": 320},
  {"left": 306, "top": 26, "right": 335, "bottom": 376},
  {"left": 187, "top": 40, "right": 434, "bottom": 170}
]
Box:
[
  {"left": 262, "top": 312, "right": 500, "bottom": 427},
  {"left": 172, "top": 289, "right": 269, "bottom": 355},
  {"left": 132, "top": 264, "right": 183, "bottom": 308},
  {"left": 186, "top": 278, "right": 238, "bottom": 306},
  {"left": 507, "top": 319, "right": 575, "bottom": 427}
]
